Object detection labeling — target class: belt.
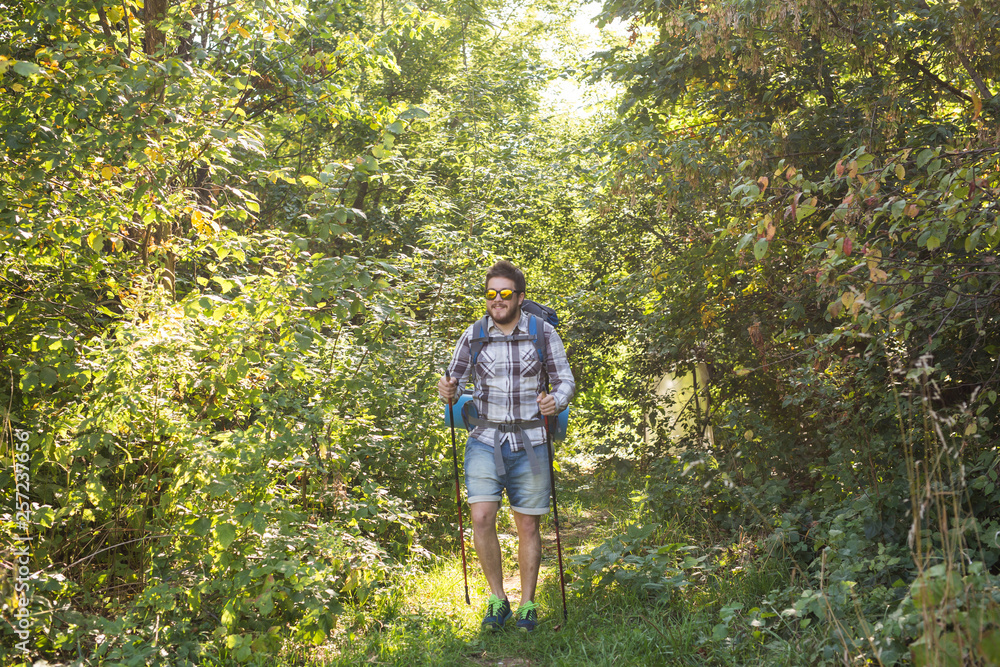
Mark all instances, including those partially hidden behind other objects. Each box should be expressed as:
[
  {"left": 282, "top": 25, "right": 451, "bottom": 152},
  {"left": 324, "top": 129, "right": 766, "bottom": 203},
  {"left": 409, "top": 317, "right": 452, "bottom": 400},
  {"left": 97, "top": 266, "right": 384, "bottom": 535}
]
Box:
[{"left": 465, "top": 414, "right": 546, "bottom": 476}]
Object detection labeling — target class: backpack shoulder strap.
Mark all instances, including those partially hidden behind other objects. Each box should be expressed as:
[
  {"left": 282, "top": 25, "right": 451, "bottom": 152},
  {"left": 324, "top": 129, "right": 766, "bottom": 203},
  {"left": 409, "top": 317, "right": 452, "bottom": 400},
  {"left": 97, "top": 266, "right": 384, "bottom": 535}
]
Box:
[
  {"left": 470, "top": 316, "right": 490, "bottom": 367},
  {"left": 529, "top": 314, "right": 545, "bottom": 365}
]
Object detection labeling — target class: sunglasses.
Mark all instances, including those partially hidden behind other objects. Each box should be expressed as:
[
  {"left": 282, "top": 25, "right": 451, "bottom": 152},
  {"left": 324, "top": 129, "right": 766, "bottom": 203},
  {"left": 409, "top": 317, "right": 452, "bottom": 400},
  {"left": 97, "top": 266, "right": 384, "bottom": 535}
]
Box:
[{"left": 485, "top": 289, "right": 521, "bottom": 301}]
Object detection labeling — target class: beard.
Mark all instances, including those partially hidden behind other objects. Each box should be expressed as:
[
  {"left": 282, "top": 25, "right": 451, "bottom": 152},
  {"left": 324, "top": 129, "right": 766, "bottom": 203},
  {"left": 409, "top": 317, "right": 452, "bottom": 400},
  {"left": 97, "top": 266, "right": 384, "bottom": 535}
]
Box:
[{"left": 489, "top": 300, "right": 521, "bottom": 326}]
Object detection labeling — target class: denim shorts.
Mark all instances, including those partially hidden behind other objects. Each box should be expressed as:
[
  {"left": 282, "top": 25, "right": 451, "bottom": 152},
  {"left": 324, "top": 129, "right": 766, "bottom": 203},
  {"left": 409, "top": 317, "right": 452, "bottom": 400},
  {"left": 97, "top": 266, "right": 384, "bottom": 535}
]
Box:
[{"left": 464, "top": 437, "right": 551, "bottom": 515}]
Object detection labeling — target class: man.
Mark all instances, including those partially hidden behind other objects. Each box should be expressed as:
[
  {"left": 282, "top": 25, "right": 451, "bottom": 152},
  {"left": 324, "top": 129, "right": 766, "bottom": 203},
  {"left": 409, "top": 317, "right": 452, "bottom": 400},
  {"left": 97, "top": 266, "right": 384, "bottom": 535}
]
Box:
[{"left": 438, "top": 260, "right": 575, "bottom": 632}]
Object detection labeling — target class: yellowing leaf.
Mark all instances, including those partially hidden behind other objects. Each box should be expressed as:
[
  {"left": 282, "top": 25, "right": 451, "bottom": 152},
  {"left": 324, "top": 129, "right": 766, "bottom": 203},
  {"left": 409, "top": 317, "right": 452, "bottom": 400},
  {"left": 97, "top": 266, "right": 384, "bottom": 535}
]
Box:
[
  {"left": 973, "top": 91, "right": 983, "bottom": 120},
  {"left": 101, "top": 166, "right": 115, "bottom": 180},
  {"left": 895, "top": 163, "right": 905, "bottom": 179},
  {"left": 866, "top": 248, "right": 882, "bottom": 270}
]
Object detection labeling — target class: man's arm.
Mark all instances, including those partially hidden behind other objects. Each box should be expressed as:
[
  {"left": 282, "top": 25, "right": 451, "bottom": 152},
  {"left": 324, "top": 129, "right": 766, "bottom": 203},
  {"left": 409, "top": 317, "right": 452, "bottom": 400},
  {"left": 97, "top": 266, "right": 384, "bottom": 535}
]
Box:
[
  {"left": 543, "top": 326, "right": 575, "bottom": 412},
  {"left": 438, "top": 325, "right": 474, "bottom": 403}
]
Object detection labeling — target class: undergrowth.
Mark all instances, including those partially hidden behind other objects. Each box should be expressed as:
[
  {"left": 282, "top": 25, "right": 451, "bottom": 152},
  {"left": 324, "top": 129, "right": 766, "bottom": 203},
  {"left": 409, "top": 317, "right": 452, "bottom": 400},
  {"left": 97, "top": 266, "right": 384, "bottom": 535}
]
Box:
[{"left": 285, "top": 456, "right": 841, "bottom": 666}]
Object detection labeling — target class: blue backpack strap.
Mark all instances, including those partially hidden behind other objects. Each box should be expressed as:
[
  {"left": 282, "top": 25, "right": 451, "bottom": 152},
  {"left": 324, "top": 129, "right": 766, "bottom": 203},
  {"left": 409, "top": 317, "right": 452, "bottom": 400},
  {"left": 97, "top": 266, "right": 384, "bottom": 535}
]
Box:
[
  {"left": 529, "top": 314, "right": 545, "bottom": 365},
  {"left": 470, "top": 316, "right": 490, "bottom": 367}
]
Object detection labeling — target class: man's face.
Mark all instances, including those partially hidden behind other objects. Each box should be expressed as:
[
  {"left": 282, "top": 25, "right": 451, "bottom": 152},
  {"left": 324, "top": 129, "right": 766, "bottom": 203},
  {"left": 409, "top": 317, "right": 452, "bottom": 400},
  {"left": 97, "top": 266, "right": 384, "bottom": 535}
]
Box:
[{"left": 486, "top": 277, "right": 523, "bottom": 326}]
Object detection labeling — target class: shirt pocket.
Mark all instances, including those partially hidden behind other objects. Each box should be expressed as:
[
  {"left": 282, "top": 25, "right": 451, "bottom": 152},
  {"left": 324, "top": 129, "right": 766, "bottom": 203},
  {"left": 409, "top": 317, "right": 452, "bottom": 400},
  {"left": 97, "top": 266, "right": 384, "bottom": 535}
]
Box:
[
  {"left": 520, "top": 346, "right": 542, "bottom": 377},
  {"left": 475, "top": 347, "right": 497, "bottom": 379}
]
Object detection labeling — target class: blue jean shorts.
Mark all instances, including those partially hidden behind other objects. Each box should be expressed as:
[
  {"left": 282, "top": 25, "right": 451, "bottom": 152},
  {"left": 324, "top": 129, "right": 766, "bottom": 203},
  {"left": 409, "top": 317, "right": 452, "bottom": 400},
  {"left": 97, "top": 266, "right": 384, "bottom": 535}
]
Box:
[{"left": 465, "top": 437, "right": 551, "bottom": 515}]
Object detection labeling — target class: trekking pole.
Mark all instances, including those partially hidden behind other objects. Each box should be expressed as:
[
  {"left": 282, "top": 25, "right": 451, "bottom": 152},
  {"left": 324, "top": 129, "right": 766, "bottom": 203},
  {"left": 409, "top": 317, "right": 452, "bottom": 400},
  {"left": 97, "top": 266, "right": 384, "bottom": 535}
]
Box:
[
  {"left": 446, "top": 369, "right": 471, "bottom": 605},
  {"left": 545, "top": 406, "right": 569, "bottom": 623}
]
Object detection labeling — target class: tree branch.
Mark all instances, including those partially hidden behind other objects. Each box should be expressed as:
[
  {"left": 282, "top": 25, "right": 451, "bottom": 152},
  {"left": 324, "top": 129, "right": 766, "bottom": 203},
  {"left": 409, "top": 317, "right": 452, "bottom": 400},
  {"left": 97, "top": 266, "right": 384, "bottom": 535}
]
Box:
[
  {"left": 955, "top": 50, "right": 994, "bottom": 102},
  {"left": 904, "top": 55, "right": 973, "bottom": 104}
]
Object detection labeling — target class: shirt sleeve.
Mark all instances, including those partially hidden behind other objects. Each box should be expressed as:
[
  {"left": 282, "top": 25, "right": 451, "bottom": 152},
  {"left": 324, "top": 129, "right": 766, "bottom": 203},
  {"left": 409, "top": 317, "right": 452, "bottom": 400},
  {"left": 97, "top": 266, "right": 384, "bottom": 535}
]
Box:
[
  {"left": 544, "top": 325, "right": 575, "bottom": 412},
  {"left": 447, "top": 323, "right": 475, "bottom": 390}
]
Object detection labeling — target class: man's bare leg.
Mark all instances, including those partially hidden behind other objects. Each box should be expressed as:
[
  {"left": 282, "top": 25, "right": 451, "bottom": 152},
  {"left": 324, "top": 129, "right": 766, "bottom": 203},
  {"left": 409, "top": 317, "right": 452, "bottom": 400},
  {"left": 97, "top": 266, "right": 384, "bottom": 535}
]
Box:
[
  {"left": 470, "top": 501, "right": 505, "bottom": 598},
  {"left": 513, "top": 510, "right": 542, "bottom": 603}
]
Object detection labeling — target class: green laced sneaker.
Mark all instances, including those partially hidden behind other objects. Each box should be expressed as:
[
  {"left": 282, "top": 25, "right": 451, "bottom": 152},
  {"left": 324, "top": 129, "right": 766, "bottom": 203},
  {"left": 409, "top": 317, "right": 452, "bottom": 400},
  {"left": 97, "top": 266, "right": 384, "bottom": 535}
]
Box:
[
  {"left": 481, "top": 594, "right": 512, "bottom": 631},
  {"left": 515, "top": 600, "right": 539, "bottom": 632}
]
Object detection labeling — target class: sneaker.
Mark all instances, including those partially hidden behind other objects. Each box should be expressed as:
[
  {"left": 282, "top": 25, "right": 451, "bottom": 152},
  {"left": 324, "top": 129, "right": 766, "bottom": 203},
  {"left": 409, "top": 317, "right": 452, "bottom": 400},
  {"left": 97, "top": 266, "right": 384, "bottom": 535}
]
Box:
[
  {"left": 515, "top": 601, "right": 539, "bottom": 632},
  {"left": 481, "top": 594, "right": 512, "bottom": 631}
]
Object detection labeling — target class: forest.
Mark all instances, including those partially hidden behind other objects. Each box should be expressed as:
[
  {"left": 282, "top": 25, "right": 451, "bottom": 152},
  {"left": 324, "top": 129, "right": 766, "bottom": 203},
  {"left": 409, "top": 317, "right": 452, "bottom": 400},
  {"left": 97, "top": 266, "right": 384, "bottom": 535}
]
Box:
[{"left": 1, "top": 0, "right": 999, "bottom": 664}]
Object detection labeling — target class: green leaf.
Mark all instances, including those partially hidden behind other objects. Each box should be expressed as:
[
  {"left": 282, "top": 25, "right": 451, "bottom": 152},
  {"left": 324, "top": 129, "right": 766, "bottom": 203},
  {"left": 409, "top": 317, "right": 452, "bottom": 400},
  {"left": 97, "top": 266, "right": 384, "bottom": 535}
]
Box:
[
  {"left": 13, "top": 60, "right": 43, "bottom": 77},
  {"left": 216, "top": 523, "right": 237, "bottom": 549},
  {"left": 257, "top": 591, "right": 274, "bottom": 615},
  {"left": 916, "top": 149, "right": 935, "bottom": 169},
  {"left": 965, "top": 229, "right": 981, "bottom": 252},
  {"left": 190, "top": 517, "right": 212, "bottom": 536},
  {"left": 980, "top": 628, "right": 1000, "bottom": 663},
  {"left": 38, "top": 366, "right": 58, "bottom": 388},
  {"left": 294, "top": 332, "right": 313, "bottom": 350},
  {"left": 753, "top": 238, "right": 768, "bottom": 259},
  {"left": 855, "top": 154, "right": 875, "bottom": 170},
  {"left": 795, "top": 204, "right": 817, "bottom": 221},
  {"left": 398, "top": 106, "right": 429, "bottom": 120}
]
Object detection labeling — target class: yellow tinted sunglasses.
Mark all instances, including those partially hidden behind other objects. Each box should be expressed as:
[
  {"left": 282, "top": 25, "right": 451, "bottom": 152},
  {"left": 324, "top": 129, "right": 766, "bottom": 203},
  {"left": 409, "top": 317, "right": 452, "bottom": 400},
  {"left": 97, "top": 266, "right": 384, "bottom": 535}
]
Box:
[{"left": 485, "top": 289, "right": 521, "bottom": 301}]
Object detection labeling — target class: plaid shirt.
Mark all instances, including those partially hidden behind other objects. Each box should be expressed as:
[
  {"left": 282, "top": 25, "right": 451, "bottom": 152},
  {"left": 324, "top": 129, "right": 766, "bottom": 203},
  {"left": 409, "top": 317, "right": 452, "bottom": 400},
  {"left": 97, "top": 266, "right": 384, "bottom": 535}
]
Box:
[{"left": 448, "top": 310, "right": 575, "bottom": 451}]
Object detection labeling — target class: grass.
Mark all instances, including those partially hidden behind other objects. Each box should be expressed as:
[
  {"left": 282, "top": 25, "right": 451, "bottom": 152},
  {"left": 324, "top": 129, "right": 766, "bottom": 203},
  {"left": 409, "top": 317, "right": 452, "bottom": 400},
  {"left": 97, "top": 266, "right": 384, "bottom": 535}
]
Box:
[{"left": 275, "top": 454, "right": 827, "bottom": 667}]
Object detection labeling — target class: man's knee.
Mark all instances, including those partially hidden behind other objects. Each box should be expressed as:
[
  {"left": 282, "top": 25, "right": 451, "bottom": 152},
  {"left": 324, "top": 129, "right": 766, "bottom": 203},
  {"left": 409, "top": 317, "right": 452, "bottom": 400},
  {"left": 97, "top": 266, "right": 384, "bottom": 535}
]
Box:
[
  {"left": 470, "top": 502, "right": 499, "bottom": 532},
  {"left": 512, "top": 511, "right": 541, "bottom": 536}
]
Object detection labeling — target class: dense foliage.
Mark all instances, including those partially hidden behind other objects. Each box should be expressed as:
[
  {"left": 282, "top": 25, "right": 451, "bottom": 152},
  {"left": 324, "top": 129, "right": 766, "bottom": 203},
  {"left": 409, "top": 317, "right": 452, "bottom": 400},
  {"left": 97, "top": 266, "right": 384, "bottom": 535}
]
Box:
[
  {"left": 2, "top": 0, "right": 1000, "bottom": 664},
  {"left": 571, "top": 0, "right": 1000, "bottom": 663},
  {"left": 0, "top": 0, "right": 579, "bottom": 661}
]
